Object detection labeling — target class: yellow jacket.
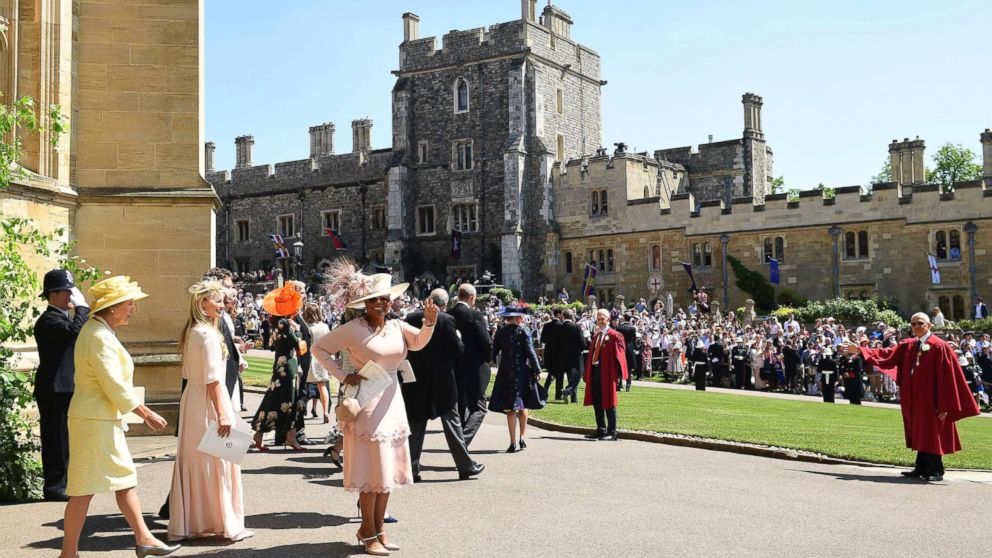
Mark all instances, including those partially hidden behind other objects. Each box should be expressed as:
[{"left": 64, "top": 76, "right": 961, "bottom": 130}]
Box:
[{"left": 68, "top": 317, "right": 142, "bottom": 421}]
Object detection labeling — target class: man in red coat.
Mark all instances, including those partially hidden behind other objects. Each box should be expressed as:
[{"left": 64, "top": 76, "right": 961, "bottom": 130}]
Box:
[
  {"left": 583, "top": 308, "right": 628, "bottom": 441},
  {"left": 843, "top": 312, "right": 980, "bottom": 481}
]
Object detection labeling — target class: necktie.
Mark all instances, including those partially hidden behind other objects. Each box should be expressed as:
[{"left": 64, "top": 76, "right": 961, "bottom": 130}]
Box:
[{"left": 592, "top": 332, "right": 604, "bottom": 364}]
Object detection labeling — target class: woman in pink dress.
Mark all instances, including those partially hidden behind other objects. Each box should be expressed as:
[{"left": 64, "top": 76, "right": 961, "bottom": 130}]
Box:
[
  {"left": 313, "top": 262, "right": 437, "bottom": 556},
  {"left": 168, "top": 280, "right": 252, "bottom": 542}
]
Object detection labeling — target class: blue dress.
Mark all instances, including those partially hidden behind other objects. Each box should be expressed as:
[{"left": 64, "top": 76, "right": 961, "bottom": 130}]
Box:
[{"left": 489, "top": 324, "right": 546, "bottom": 412}]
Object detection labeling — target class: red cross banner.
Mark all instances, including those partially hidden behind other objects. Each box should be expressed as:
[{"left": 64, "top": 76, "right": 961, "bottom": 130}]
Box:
[{"left": 928, "top": 254, "right": 940, "bottom": 285}]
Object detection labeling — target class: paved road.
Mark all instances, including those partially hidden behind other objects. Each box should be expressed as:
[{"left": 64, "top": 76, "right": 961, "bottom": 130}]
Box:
[{"left": 5, "top": 392, "right": 990, "bottom": 558}]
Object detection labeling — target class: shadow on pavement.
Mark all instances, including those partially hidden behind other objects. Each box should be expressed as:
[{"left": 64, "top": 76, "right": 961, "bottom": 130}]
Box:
[
  {"left": 794, "top": 469, "right": 938, "bottom": 485},
  {"left": 421, "top": 448, "right": 503, "bottom": 455},
  {"left": 245, "top": 511, "right": 350, "bottom": 530},
  {"left": 194, "top": 542, "right": 355, "bottom": 557},
  {"left": 28, "top": 513, "right": 160, "bottom": 551}
]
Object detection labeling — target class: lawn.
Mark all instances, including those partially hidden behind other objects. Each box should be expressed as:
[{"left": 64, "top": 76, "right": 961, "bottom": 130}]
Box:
[
  {"left": 532, "top": 386, "right": 992, "bottom": 469},
  {"left": 240, "top": 354, "right": 992, "bottom": 469}
]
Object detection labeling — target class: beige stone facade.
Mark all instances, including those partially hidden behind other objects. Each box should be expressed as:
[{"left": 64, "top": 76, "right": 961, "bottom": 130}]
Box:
[
  {"left": 553, "top": 140, "right": 992, "bottom": 320},
  {"left": 1, "top": 0, "right": 213, "bottom": 434}
]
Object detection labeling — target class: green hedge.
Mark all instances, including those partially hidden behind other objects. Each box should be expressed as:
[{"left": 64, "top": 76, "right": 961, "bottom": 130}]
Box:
[
  {"left": 956, "top": 318, "right": 992, "bottom": 334},
  {"left": 531, "top": 302, "right": 588, "bottom": 314},
  {"left": 727, "top": 255, "right": 777, "bottom": 312},
  {"left": 772, "top": 298, "right": 907, "bottom": 329}
]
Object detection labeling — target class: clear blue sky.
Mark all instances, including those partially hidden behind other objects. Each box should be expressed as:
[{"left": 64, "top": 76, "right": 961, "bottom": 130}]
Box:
[{"left": 205, "top": 0, "right": 992, "bottom": 189}]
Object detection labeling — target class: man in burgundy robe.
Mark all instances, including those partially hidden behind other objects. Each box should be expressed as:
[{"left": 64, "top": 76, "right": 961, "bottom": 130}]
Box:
[
  {"left": 844, "top": 312, "right": 980, "bottom": 481},
  {"left": 583, "top": 308, "right": 629, "bottom": 441}
]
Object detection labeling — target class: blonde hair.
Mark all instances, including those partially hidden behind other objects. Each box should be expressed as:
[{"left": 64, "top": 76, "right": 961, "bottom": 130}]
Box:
[{"left": 178, "top": 279, "right": 229, "bottom": 359}]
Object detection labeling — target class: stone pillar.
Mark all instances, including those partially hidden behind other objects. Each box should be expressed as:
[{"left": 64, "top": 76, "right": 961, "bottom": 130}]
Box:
[
  {"left": 234, "top": 134, "right": 254, "bottom": 169},
  {"left": 720, "top": 233, "right": 730, "bottom": 310},
  {"left": 402, "top": 12, "right": 419, "bottom": 42},
  {"left": 981, "top": 128, "right": 992, "bottom": 188},
  {"left": 965, "top": 221, "right": 978, "bottom": 307},
  {"left": 352, "top": 118, "right": 373, "bottom": 154},
  {"left": 889, "top": 137, "right": 925, "bottom": 190},
  {"left": 829, "top": 226, "right": 842, "bottom": 298},
  {"left": 521, "top": 0, "right": 537, "bottom": 22},
  {"left": 742, "top": 92, "right": 763, "bottom": 140},
  {"left": 309, "top": 123, "right": 335, "bottom": 158},
  {"left": 204, "top": 141, "right": 215, "bottom": 173}
]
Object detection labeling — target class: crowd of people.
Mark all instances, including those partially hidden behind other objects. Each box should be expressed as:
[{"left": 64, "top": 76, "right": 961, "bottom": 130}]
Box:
[{"left": 31, "top": 263, "right": 987, "bottom": 557}]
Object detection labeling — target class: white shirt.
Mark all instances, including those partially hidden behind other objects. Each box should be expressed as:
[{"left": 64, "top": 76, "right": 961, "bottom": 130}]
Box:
[{"left": 932, "top": 313, "right": 945, "bottom": 327}]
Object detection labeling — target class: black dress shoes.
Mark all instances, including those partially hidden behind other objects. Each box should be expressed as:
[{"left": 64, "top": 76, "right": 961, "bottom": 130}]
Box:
[
  {"left": 412, "top": 474, "right": 422, "bottom": 484},
  {"left": 583, "top": 432, "right": 603, "bottom": 440},
  {"left": 602, "top": 433, "right": 619, "bottom": 441},
  {"left": 925, "top": 473, "right": 944, "bottom": 482},
  {"left": 459, "top": 463, "right": 485, "bottom": 480},
  {"left": 900, "top": 469, "right": 924, "bottom": 479}
]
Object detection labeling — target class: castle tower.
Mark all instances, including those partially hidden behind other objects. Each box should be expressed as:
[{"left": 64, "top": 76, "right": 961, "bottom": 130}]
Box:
[
  {"left": 352, "top": 118, "right": 372, "bottom": 154},
  {"left": 234, "top": 134, "right": 254, "bottom": 169},
  {"left": 741, "top": 92, "right": 770, "bottom": 201},
  {"left": 204, "top": 141, "right": 215, "bottom": 173},
  {"left": 541, "top": 3, "right": 573, "bottom": 38},
  {"left": 521, "top": 0, "right": 537, "bottom": 22},
  {"left": 888, "top": 137, "right": 926, "bottom": 187},
  {"left": 402, "top": 12, "right": 419, "bottom": 42},
  {"left": 309, "top": 122, "right": 335, "bottom": 157},
  {"left": 981, "top": 128, "right": 992, "bottom": 188}
]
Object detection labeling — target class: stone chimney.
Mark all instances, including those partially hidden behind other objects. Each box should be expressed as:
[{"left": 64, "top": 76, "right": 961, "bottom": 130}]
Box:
[
  {"left": 309, "top": 123, "right": 335, "bottom": 158},
  {"left": 742, "top": 92, "right": 763, "bottom": 140},
  {"left": 541, "top": 3, "right": 573, "bottom": 38},
  {"left": 521, "top": 0, "right": 537, "bottom": 22},
  {"left": 981, "top": 128, "right": 992, "bottom": 187},
  {"left": 351, "top": 119, "right": 372, "bottom": 154},
  {"left": 888, "top": 137, "right": 926, "bottom": 188},
  {"left": 204, "top": 141, "right": 215, "bottom": 173},
  {"left": 234, "top": 135, "right": 254, "bottom": 170},
  {"left": 402, "top": 12, "right": 419, "bottom": 42}
]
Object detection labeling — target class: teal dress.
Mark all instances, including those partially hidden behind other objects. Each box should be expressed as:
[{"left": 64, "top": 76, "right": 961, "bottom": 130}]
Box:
[{"left": 251, "top": 318, "right": 301, "bottom": 434}]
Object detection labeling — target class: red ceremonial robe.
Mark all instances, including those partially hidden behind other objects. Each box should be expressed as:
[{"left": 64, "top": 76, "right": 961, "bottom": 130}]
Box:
[
  {"left": 859, "top": 335, "right": 980, "bottom": 455},
  {"left": 583, "top": 328, "right": 628, "bottom": 410}
]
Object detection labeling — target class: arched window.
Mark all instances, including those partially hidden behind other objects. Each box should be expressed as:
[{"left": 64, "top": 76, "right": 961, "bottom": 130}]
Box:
[
  {"left": 564, "top": 251, "right": 573, "bottom": 274},
  {"left": 597, "top": 249, "right": 606, "bottom": 272},
  {"left": 844, "top": 230, "right": 869, "bottom": 260},
  {"left": 703, "top": 242, "right": 713, "bottom": 267},
  {"left": 763, "top": 238, "right": 774, "bottom": 263},
  {"left": 643, "top": 185, "right": 650, "bottom": 198},
  {"left": 650, "top": 245, "right": 661, "bottom": 271},
  {"left": 692, "top": 243, "right": 702, "bottom": 267},
  {"left": 455, "top": 78, "right": 469, "bottom": 113},
  {"left": 600, "top": 190, "right": 608, "bottom": 214},
  {"left": 607, "top": 249, "right": 615, "bottom": 272},
  {"left": 938, "top": 296, "right": 950, "bottom": 315},
  {"left": 949, "top": 230, "right": 961, "bottom": 261},
  {"left": 591, "top": 191, "right": 599, "bottom": 215},
  {"left": 935, "top": 230, "right": 947, "bottom": 260},
  {"left": 775, "top": 237, "right": 785, "bottom": 263}
]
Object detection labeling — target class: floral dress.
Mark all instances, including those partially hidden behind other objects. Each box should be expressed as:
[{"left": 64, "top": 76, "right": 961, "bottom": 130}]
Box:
[{"left": 251, "top": 318, "right": 301, "bottom": 434}]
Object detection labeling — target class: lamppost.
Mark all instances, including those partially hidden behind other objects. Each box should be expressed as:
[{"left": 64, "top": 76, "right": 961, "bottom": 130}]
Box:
[
  {"left": 964, "top": 221, "right": 978, "bottom": 306},
  {"left": 720, "top": 234, "right": 730, "bottom": 309},
  {"left": 828, "top": 226, "right": 842, "bottom": 298},
  {"left": 292, "top": 235, "right": 304, "bottom": 280}
]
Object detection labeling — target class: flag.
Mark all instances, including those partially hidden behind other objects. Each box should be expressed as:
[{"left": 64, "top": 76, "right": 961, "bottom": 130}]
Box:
[
  {"left": 269, "top": 234, "right": 289, "bottom": 258},
  {"left": 680, "top": 261, "right": 697, "bottom": 293},
  {"left": 324, "top": 228, "right": 347, "bottom": 250},
  {"left": 928, "top": 254, "right": 940, "bottom": 285},
  {"left": 769, "top": 258, "right": 780, "bottom": 285},
  {"left": 582, "top": 264, "right": 597, "bottom": 298},
  {"left": 451, "top": 229, "right": 462, "bottom": 259}
]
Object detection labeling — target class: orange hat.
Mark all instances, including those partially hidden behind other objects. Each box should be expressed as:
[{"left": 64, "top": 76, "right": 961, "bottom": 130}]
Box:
[{"left": 262, "top": 285, "right": 303, "bottom": 317}]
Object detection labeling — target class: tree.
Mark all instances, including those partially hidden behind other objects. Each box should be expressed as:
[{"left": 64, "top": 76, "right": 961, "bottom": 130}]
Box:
[
  {"left": 926, "top": 143, "right": 982, "bottom": 193},
  {"left": 870, "top": 159, "right": 892, "bottom": 185},
  {"left": 770, "top": 176, "right": 785, "bottom": 195},
  {"left": 0, "top": 96, "right": 98, "bottom": 502}
]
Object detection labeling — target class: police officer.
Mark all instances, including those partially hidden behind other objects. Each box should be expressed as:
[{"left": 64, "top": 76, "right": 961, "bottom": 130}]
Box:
[
  {"left": 689, "top": 340, "right": 709, "bottom": 391},
  {"left": 33, "top": 269, "right": 89, "bottom": 501},
  {"left": 817, "top": 346, "right": 839, "bottom": 403}
]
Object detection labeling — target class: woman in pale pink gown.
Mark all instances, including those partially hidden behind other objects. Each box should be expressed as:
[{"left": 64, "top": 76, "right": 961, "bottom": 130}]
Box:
[
  {"left": 168, "top": 280, "right": 253, "bottom": 542},
  {"left": 313, "top": 264, "right": 437, "bottom": 556}
]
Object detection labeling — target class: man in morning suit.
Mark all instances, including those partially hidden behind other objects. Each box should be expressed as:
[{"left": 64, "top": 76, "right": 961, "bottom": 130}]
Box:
[
  {"left": 401, "top": 289, "right": 484, "bottom": 481},
  {"left": 844, "top": 312, "right": 980, "bottom": 481},
  {"left": 33, "top": 269, "right": 89, "bottom": 501},
  {"left": 540, "top": 309, "right": 564, "bottom": 400},
  {"left": 583, "top": 308, "right": 628, "bottom": 440},
  {"left": 558, "top": 308, "right": 588, "bottom": 403},
  {"left": 615, "top": 314, "right": 637, "bottom": 391},
  {"left": 448, "top": 283, "right": 493, "bottom": 447}
]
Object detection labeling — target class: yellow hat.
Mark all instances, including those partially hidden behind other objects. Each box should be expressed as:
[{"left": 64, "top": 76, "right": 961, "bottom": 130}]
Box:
[{"left": 88, "top": 275, "right": 149, "bottom": 314}]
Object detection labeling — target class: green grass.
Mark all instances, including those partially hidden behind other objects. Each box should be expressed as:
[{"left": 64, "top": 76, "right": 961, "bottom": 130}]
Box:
[
  {"left": 243, "top": 354, "right": 992, "bottom": 469},
  {"left": 243, "top": 356, "right": 274, "bottom": 387},
  {"left": 531, "top": 385, "right": 992, "bottom": 469}
]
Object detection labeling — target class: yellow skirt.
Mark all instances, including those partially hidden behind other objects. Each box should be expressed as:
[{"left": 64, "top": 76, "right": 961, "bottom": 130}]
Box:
[{"left": 66, "top": 417, "right": 137, "bottom": 496}]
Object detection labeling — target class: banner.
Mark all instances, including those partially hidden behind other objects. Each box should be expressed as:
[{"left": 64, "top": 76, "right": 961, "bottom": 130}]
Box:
[
  {"left": 928, "top": 254, "right": 940, "bottom": 284},
  {"left": 269, "top": 234, "right": 289, "bottom": 258},
  {"left": 324, "top": 228, "right": 347, "bottom": 250},
  {"left": 769, "top": 257, "right": 780, "bottom": 285},
  {"left": 680, "top": 261, "right": 697, "bottom": 293},
  {"left": 451, "top": 229, "right": 462, "bottom": 259},
  {"left": 582, "top": 264, "right": 597, "bottom": 298}
]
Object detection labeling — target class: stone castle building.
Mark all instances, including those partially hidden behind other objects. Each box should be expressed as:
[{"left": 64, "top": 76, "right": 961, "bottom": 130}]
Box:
[{"left": 211, "top": 1, "right": 992, "bottom": 316}]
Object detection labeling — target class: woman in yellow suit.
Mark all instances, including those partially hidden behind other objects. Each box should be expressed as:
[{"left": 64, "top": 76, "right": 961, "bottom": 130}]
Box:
[{"left": 60, "top": 276, "right": 181, "bottom": 558}]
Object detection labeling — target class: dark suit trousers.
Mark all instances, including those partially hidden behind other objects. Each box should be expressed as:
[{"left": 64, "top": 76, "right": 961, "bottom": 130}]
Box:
[
  {"left": 37, "top": 393, "right": 72, "bottom": 498},
  {"left": 916, "top": 451, "right": 944, "bottom": 476},
  {"left": 543, "top": 367, "right": 565, "bottom": 399},
  {"left": 564, "top": 363, "right": 581, "bottom": 402},
  {"left": 590, "top": 364, "right": 617, "bottom": 435},
  {"left": 408, "top": 409, "right": 474, "bottom": 476},
  {"left": 459, "top": 396, "right": 487, "bottom": 448}
]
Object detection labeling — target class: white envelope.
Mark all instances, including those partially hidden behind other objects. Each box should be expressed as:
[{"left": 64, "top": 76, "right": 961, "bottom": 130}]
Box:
[{"left": 196, "top": 416, "right": 253, "bottom": 465}]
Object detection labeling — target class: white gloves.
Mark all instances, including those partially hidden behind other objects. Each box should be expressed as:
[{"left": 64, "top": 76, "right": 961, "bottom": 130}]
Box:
[{"left": 70, "top": 287, "right": 89, "bottom": 308}]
